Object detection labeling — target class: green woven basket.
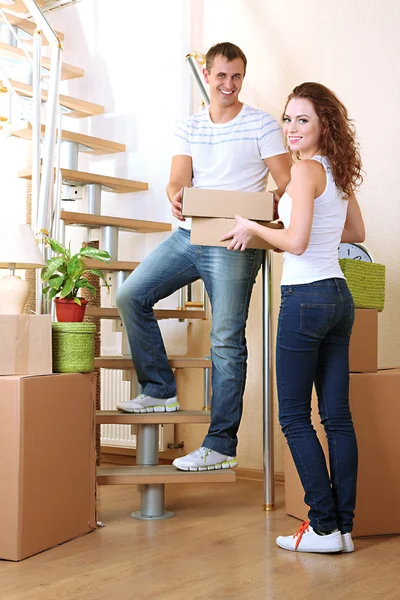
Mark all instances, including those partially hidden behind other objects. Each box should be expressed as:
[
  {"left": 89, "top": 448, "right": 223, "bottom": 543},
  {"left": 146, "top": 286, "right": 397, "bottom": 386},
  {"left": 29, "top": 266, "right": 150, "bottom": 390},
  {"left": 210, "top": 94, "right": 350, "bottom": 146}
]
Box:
[
  {"left": 339, "top": 258, "right": 386, "bottom": 311},
  {"left": 52, "top": 322, "right": 96, "bottom": 373}
]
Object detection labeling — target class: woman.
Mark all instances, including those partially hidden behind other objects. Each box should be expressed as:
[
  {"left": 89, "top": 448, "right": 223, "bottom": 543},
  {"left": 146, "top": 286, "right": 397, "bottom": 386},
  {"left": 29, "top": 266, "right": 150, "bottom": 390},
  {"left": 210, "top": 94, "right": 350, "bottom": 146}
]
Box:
[{"left": 222, "top": 82, "right": 365, "bottom": 553}]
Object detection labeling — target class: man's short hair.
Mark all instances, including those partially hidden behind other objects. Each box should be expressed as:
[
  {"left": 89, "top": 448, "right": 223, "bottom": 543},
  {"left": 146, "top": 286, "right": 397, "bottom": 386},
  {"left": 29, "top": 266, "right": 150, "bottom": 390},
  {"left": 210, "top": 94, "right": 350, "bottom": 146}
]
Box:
[{"left": 205, "top": 42, "right": 247, "bottom": 76}]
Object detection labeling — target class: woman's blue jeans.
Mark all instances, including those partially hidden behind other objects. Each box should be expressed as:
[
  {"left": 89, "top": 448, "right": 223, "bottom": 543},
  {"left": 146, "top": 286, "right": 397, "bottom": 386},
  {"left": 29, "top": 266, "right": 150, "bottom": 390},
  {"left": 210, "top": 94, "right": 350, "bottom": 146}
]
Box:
[
  {"left": 276, "top": 278, "right": 358, "bottom": 533},
  {"left": 116, "top": 228, "right": 263, "bottom": 456}
]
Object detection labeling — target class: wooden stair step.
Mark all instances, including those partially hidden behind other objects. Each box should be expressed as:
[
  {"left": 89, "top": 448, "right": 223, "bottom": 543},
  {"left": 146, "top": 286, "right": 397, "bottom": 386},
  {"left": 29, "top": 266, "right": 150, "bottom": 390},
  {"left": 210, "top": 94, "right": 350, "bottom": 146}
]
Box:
[
  {"left": 11, "top": 123, "right": 123, "bottom": 152},
  {"left": 1, "top": 81, "right": 104, "bottom": 119},
  {"left": 18, "top": 169, "right": 148, "bottom": 193},
  {"left": 58, "top": 211, "right": 171, "bottom": 234},
  {"left": 0, "top": 14, "right": 64, "bottom": 44},
  {"left": 96, "top": 409, "right": 211, "bottom": 425},
  {"left": 97, "top": 465, "right": 236, "bottom": 485},
  {"left": 87, "top": 307, "right": 206, "bottom": 320},
  {"left": 0, "top": 0, "right": 45, "bottom": 14},
  {"left": 95, "top": 356, "right": 211, "bottom": 370},
  {"left": 84, "top": 259, "right": 139, "bottom": 271},
  {"left": 0, "top": 41, "right": 84, "bottom": 80}
]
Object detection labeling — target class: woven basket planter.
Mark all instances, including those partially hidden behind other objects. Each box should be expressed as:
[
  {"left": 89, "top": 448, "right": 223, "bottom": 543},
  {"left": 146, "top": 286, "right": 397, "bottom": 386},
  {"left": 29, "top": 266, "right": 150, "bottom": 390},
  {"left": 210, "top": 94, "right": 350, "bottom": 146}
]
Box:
[
  {"left": 339, "top": 258, "right": 386, "bottom": 312},
  {"left": 52, "top": 322, "right": 96, "bottom": 373}
]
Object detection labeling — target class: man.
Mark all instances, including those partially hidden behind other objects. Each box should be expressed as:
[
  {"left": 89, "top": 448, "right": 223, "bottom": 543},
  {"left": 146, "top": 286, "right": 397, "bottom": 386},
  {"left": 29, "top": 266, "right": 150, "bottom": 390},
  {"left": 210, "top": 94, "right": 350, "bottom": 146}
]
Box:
[{"left": 116, "top": 42, "right": 291, "bottom": 471}]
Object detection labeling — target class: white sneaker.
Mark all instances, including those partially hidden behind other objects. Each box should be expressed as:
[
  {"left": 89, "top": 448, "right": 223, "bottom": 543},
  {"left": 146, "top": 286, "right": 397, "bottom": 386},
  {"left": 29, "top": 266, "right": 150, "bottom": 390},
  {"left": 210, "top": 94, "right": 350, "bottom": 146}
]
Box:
[
  {"left": 341, "top": 532, "right": 354, "bottom": 553},
  {"left": 172, "top": 446, "right": 238, "bottom": 472},
  {"left": 276, "top": 521, "right": 343, "bottom": 553},
  {"left": 117, "top": 393, "right": 179, "bottom": 413}
]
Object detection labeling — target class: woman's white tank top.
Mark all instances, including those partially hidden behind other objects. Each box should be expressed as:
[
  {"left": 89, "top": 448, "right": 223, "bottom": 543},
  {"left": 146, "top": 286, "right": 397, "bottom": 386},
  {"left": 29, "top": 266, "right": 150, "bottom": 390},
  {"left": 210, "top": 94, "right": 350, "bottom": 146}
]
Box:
[{"left": 278, "top": 155, "right": 348, "bottom": 285}]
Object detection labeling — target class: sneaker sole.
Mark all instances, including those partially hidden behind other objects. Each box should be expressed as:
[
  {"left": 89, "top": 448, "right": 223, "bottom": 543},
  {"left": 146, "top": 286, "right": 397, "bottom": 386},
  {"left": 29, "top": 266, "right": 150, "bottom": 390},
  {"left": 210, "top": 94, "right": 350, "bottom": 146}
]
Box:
[
  {"left": 117, "top": 402, "right": 180, "bottom": 414},
  {"left": 276, "top": 540, "right": 343, "bottom": 553},
  {"left": 173, "top": 459, "right": 238, "bottom": 472}
]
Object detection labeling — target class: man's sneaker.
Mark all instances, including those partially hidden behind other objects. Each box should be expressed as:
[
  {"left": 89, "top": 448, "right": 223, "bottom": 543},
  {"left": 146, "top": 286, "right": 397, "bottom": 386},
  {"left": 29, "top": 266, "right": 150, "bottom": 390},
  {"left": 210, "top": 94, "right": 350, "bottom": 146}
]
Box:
[
  {"left": 341, "top": 532, "right": 355, "bottom": 553},
  {"left": 276, "top": 521, "right": 343, "bottom": 553},
  {"left": 172, "top": 446, "right": 238, "bottom": 472},
  {"left": 117, "top": 393, "right": 179, "bottom": 413}
]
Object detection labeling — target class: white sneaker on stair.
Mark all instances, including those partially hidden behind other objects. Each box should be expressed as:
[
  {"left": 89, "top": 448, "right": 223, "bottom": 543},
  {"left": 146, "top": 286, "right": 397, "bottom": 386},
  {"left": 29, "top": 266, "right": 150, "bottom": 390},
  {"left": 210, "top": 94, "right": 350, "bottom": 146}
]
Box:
[
  {"left": 117, "top": 393, "right": 179, "bottom": 413},
  {"left": 172, "top": 446, "right": 238, "bottom": 472},
  {"left": 341, "top": 532, "right": 354, "bottom": 553},
  {"left": 276, "top": 521, "right": 343, "bottom": 553}
]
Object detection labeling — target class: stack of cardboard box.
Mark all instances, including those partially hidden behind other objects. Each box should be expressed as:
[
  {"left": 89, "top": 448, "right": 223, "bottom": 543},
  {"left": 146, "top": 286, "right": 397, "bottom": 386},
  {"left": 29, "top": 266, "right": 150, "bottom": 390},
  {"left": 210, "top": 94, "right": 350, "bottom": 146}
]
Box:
[
  {"left": 284, "top": 308, "right": 400, "bottom": 537},
  {"left": 181, "top": 188, "right": 281, "bottom": 249},
  {"left": 0, "top": 315, "right": 97, "bottom": 561}
]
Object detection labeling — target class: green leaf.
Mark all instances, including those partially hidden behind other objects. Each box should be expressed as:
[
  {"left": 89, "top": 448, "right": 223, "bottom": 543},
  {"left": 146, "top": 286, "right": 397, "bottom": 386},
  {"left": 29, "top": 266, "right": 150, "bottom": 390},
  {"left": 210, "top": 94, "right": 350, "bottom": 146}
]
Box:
[
  {"left": 76, "top": 280, "right": 96, "bottom": 296},
  {"left": 48, "top": 274, "right": 65, "bottom": 290},
  {"left": 48, "top": 238, "right": 70, "bottom": 258},
  {"left": 80, "top": 247, "right": 111, "bottom": 262},
  {"left": 86, "top": 268, "right": 107, "bottom": 283},
  {"left": 74, "top": 297, "right": 82, "bottom": 306},
  {"left": 59, "top": 278, "right": 75, "bottom": 298},
  {"left": 42, "top": 286, "right": 51, "bottom": 295},
  {"left": 67, "top": 256, "right": 86, "bottom": 282},
  {"left": 41, "top": 256, "right": 65, "bottom": 281},
  {"left": 49, "top": 287, "right": 58, "bottom": 300}
]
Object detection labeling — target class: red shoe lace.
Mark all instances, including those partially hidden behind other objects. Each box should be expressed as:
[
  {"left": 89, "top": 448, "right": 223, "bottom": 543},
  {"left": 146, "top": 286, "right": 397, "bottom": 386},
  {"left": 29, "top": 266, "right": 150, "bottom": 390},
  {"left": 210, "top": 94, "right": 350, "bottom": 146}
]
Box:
[{"left": 294, "top": 520, "right": 310, "bottom": 550}]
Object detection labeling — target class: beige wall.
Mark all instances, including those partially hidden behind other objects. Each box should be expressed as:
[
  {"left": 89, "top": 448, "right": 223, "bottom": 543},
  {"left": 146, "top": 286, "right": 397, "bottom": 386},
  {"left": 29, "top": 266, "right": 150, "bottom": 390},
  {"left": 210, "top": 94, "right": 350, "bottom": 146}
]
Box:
[{"left": 184, "top": 0, "right": 400, "bottom": 473}]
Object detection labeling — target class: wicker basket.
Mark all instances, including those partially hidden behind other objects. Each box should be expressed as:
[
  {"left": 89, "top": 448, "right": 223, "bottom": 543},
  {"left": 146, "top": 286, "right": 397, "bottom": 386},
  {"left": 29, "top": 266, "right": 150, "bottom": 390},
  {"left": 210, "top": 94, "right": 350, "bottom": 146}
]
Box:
[
  {"left": 52, "top": 322, "right": 96, "bottom": 373},
  {"left": 339, "top": 258, "right": 386, "bottom": 312}
]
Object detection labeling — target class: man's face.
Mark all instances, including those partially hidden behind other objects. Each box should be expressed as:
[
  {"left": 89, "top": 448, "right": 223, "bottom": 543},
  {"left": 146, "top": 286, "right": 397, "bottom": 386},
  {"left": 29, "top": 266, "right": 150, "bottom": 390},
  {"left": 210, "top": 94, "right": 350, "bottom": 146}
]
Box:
[{"left": 203, "top": 55, "right": 245, "bottom": 107}]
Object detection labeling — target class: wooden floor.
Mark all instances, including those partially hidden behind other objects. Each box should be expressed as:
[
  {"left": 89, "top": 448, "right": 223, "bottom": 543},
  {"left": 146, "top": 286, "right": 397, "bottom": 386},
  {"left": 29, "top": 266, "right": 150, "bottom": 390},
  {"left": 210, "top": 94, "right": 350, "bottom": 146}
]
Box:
[{"left": 1, "top": 480, "right": 399, "bottom": 600}]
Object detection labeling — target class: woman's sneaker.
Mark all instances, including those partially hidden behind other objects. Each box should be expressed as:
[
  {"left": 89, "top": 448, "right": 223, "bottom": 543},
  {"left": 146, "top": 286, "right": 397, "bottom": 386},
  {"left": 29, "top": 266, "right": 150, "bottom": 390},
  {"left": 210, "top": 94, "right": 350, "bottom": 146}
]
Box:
[
  {"left": 341, "top": 533, "right": 355, "bottom": 553},
  {"left": 173, "top": 447, "right": 238, "bottom": 471},
  {"left": 117, "top": 393, "right": 179, "bottom": 413},
  {"left": 276, "top": 521, "right": 343, "bottom": 553}
]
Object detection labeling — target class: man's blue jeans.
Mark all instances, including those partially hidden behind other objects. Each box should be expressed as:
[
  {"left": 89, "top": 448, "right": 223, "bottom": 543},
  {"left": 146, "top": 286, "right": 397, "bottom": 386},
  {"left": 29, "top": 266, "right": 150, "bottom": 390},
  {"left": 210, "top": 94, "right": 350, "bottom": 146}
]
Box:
[
  {"left": 116, "top": 228, "right": 263, "bottom": 456},
  {"left": 276, "top": 278, "right": 358, "bottom": 533}
]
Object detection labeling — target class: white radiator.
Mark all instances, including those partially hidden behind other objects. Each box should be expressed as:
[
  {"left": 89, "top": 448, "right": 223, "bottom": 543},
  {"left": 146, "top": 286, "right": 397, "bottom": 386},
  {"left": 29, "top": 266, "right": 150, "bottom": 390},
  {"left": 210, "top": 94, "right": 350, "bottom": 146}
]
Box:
[
  {"left": 101, "top": 368, "right": 136, "bottom": 448},
  {"left": 100, "top": 368, "right": 174, "bottom": 451}
]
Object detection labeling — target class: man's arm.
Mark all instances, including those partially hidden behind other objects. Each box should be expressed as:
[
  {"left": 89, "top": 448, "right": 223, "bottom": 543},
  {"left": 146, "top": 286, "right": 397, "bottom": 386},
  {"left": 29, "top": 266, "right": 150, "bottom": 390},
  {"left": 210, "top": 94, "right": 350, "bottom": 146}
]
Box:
[
  {"left": 264, "top": 153, "right": 292, "bottom": 199},
  {"left": 166, "top": 155, "right": 193, "bottom": 222}
]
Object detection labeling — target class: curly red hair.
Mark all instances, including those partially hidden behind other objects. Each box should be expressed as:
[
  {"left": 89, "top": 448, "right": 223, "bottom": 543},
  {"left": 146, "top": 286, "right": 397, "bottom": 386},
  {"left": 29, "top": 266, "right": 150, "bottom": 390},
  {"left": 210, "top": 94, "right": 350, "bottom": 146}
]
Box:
[{"left": 283, "top": 82, "right": 363, "bottom": 198}]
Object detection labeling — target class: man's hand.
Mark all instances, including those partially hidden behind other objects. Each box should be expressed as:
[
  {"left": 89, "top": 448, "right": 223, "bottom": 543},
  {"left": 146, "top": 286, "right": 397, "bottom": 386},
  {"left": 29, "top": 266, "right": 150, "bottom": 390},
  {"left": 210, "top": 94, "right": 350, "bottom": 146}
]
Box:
[
  {"left": 171, "top": 189, "right": 186, "bottom": 222},
  {"left": 220, "top": 215, "right": 255, "bottom": 251}
]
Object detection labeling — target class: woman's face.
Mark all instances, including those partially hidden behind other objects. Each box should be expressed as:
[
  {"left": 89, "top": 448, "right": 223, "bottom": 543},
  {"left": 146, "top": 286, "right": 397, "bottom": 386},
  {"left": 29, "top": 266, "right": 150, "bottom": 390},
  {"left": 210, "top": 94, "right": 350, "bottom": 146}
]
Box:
[{"left": 283, "top": 97, "right": 322, "bottom": 159}]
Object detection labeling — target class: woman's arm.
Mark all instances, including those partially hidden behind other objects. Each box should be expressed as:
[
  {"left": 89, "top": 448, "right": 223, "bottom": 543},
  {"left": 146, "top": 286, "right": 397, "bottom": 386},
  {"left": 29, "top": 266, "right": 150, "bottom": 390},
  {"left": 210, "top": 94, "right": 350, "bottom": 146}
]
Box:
[
  {"left": 222, "top": 160, "right": 321, "bottom": 254},
  {"left": 341, "top": 192, "right": 365, "bottom": 243}
]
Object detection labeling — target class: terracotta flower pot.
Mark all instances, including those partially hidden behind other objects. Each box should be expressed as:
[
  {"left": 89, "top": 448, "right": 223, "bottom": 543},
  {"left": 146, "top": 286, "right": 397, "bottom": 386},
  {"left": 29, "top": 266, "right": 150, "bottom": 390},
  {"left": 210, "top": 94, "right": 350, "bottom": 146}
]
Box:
[{"left": 54, "top": 297, "right": 88, "bottom": 322}]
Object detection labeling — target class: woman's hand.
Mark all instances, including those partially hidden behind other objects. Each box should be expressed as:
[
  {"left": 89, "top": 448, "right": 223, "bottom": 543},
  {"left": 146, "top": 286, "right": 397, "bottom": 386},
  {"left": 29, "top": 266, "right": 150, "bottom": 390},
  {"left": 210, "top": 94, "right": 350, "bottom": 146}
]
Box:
[{"left": 220, "top": 215, "right": 256, "bottom": 251}]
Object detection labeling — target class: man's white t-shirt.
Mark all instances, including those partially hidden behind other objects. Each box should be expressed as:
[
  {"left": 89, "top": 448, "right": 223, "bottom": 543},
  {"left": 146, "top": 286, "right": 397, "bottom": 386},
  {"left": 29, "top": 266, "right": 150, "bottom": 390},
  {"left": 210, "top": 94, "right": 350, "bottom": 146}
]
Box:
[{"left": 172, "top": 103, "right": 286, "bottom": 229}]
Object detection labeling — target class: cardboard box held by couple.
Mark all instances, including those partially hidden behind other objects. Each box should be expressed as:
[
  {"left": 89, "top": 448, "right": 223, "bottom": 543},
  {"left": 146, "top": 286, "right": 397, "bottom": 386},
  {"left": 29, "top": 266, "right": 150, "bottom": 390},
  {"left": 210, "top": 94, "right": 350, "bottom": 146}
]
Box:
[{"left": 181, "top": 188, "right": 282, "bottom": 250}]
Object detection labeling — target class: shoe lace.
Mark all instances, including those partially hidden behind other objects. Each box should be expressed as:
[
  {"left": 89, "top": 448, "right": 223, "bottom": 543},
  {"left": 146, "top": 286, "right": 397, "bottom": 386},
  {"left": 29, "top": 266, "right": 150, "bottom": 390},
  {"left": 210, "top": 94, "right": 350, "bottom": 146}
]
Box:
[
  {"left": 189, "top": 447, "right": 211, "bottom": 461},
  {"left": 293, "top": 521, "right": 310, "bottom": 550}
]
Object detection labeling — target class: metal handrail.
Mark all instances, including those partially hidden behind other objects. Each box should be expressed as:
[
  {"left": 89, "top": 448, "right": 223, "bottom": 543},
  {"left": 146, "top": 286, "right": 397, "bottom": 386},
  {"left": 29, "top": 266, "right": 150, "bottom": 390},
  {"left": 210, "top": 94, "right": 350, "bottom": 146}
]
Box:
[
  {"left": 185, "top": 51, "right": 210, "bottom": 107},
  {"left": 0, "top": 1, "right": 64, "bottom": 313}
]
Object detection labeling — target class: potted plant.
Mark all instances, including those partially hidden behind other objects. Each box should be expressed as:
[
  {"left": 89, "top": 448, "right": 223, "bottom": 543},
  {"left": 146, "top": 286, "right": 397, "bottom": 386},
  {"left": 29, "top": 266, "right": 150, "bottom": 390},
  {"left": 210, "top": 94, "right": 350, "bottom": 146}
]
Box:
[{"left": 41, "top": 238, "right": 111, "bottom": 322}]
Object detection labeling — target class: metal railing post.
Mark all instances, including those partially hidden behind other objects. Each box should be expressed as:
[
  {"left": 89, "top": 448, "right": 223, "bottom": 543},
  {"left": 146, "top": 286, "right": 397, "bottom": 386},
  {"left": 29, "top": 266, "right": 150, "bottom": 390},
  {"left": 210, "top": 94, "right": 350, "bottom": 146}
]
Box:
[
  {"left": 31, "top": 28, "right": 42, "bottom": 232},
  {"left": 262, "top": 251, "right": 275, "bottom": 511}
]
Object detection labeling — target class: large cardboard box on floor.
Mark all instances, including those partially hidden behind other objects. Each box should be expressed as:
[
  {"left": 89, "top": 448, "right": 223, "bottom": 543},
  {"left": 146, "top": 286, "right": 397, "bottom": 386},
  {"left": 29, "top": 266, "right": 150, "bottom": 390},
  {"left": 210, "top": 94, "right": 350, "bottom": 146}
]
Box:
[
  {"left": 0, "top": 314, "right": 52, "bottom": 376},
  {"left": 181, "top": 187, "right": 274, "bottom": 221},
  {"left": 0, "top": 372, "right": 97, "bottom": 561},
  {"left": 191, "top": 218, "right": 283, "bottom": 250},
  {"left": 284, "top": 369, "right": 400, "bottom": 537},
  {"left": 349, "top": 309, "right": 378, "bottom": 373}
]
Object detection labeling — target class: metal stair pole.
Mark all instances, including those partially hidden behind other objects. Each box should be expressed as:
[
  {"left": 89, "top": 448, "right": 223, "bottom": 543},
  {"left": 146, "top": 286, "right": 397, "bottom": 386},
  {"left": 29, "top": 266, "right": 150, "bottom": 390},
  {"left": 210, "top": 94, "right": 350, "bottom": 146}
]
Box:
[
  {"left": 262, "top": 250, "right": 275, "bottom": 511},
  {"left": 131, "top": 423, "right": 174, "bottom": 520}
]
